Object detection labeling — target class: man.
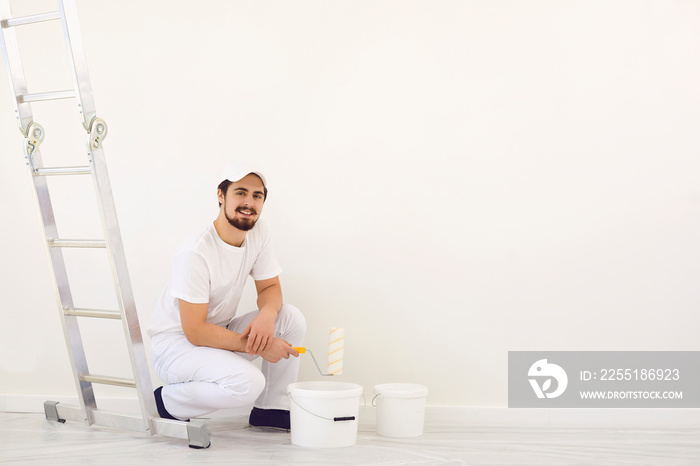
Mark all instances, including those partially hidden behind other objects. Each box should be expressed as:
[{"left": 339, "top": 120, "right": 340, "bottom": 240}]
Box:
[{"left": 148, "top": 161, "right": 305, "bottom": 429}]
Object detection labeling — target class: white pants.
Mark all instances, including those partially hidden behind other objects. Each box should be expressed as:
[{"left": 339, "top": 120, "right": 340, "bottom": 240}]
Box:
[{"left": 150, "top": 304, "right": 306, "bottom": 420}]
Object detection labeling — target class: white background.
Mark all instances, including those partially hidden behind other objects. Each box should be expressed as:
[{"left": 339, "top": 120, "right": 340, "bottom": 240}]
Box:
[{"left": 1, "top": 0, "right": 699, "bottom": 407}]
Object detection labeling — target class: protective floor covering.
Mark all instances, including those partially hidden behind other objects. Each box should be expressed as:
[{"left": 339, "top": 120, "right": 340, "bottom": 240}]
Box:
[{"left": 0, "top": 412, "right": 699, "bottom": 465}]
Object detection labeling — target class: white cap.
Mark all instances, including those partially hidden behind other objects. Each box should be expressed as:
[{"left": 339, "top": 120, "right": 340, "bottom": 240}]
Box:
[{"left": 220, "top": 161, "right": 267, "bottom": 187}]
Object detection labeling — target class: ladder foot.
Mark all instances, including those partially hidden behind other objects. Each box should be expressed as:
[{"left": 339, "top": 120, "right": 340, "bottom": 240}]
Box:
[
  {"left": 186, "top": 421, "right": 211, "bottom": 449},
  {"left": 188, "top": 442, "right": 211, "bottom": 449},
  {"left": 43, "top": 401, "right": 66, "bottom": 424}
]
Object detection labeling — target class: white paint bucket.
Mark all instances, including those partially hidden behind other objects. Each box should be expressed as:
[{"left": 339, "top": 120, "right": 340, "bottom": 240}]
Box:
[
  {"left": 287, "top": 381, "right": 363, "bottom": 448},
  {"left": 373, "top": 383, "right": 429, "bottom": 437}
]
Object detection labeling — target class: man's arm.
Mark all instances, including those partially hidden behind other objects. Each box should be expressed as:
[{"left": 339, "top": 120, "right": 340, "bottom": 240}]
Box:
[
  {"left": 255, "top": 275, "right": 283, "bottom": 316},
  {"left": 179, "top": 282, "right": 296, "bottom": 362},
  {"left": 179, "top": 299, "right": 247, "bottom": 351},
  {"left": 243, "top": 276, "right": 283, "bottom": 355}
]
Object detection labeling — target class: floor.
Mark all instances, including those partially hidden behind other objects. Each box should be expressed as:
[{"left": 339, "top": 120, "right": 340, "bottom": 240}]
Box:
[{"left": 0, "top": 412, "right": 699, "bottom": 465}]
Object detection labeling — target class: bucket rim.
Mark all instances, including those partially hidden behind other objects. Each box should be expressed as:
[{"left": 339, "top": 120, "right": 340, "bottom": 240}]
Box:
[
  {"left": 288, "top": 381, "right": 363, "bottom": 398},
  {"left": 374, "top": 383, "right": 428, "bottom": 398}
]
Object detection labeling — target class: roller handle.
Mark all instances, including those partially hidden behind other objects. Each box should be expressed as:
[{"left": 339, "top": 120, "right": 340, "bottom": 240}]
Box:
[{"left": 293, "top": 347, "right": 333, "bottom": 376}]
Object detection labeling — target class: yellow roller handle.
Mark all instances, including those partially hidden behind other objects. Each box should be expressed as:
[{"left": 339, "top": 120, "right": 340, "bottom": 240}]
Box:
[{"left": 293, "top": 346, "right": 306, "bottom": 354}]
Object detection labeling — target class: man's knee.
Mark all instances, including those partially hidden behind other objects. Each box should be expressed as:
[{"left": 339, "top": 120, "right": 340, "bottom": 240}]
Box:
[
  {"left": 279, "top": 303, "right": 306, "bottom": 337},
  {"left": 221, "top": 367, "right": 266, "bottom": 406}
]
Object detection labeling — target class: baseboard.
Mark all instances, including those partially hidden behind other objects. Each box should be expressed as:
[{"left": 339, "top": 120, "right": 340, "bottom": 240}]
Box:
[
  {"left": 0, "top": 394, "right": 143, "bottom": 416},
  {"left": 2, "top": 394, "right": 698, "bottom": 428}
]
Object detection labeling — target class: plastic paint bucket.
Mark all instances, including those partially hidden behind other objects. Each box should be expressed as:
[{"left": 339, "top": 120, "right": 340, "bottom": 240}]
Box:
[
  {"left": 287, "top": 381, "right": 363, "bottom": 448},
  {"left": 373, "top": 383, "right": 428, "bottom": 437}
]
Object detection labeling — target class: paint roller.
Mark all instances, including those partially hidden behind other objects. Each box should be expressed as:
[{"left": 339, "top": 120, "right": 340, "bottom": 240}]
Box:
[{"left": 293, "top": 327, "right": 344, "bottom": 376}]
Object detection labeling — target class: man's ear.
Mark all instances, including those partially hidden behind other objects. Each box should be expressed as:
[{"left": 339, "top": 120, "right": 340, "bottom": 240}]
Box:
[{"left": 217, "top": 188, "right": 225, "bottom": 206}]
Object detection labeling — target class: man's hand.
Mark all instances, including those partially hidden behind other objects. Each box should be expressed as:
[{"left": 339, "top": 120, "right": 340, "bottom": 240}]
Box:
[
  {"left": 258, "top": 337, "right": 300, "bottom": 363},
  {"left": 241, "top": 309, "right": 276, "bottom": 356}
]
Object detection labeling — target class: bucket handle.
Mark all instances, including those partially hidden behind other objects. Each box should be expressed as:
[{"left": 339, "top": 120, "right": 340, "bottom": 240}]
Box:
[
  {"left": 287, "top": 392, "right": 365, "bottom": 422},
  {"left": 371, "top": 394, "right": 381, "bottom": 407}
]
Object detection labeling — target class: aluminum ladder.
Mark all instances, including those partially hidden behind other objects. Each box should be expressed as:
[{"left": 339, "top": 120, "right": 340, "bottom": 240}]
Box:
[{"left": 0, "top": 0, "right": 210, "bottom": 449}]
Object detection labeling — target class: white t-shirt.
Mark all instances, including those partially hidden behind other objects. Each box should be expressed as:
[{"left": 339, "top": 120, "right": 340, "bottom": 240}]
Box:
[{"left": 148, "top": 220, "right": 282, "bottom": 337}]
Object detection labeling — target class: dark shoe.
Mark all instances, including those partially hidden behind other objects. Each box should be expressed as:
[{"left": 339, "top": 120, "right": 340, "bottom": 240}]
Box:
[
  {"left": 249, "top": 407, "right": 290, "bottom": 430},
  {"left": 154, "top": 386, "right": 189, "bottom": 422}
]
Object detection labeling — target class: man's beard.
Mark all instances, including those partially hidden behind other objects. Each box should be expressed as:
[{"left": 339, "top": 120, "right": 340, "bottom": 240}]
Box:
[{"left": 225, "top": 206, "right": 258, "bottom": 231}]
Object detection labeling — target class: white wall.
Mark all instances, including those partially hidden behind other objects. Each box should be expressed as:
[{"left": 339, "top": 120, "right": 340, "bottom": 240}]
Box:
[{"left": 1, "top": 0, "right": 699, "bottom": 408}]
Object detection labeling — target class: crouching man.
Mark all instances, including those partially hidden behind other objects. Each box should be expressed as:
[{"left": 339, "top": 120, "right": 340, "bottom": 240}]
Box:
[{"left": 148, "top": 161, "right": 305, "bottom": 429}]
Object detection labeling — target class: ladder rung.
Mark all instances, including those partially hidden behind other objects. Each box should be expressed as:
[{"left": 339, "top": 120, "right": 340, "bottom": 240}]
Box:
[
  {"left": 48, "top": 239, "right": 106, "bottom": 248},
  {"left": 64, "top": 308, "right": 122, "bottom": 320},
  {"left": 19, "top": 90, "right": 76, "bottom": 103},
  {"left": 79, "top": 374, "right": 136, "bottom": 388},
  {"left": 34, "top": 166, "right": 91, "bottom": 176},
  {"left": 1, "top": 11, "right": 61, "bottom": 28}
]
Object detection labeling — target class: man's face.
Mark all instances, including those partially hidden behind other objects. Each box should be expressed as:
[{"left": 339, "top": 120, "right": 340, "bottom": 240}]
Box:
[{"left": 220, "top": 174, "right": 265, "bottom": 231}]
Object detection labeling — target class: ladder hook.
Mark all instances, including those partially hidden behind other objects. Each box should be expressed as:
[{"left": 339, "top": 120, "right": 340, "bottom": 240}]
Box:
[
  {"left": 88, "top": 117, "right": 108, "bottom": 150},
  {"left": 23, "top": 122, "right": 45, "bottom": 172}
]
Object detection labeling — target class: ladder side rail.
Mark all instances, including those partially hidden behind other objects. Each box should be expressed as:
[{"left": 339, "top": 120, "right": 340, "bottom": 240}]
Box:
[
  {"left": 58, "top": 0, "right": 96, "bottom": 130},
  {"left": 58, "top": 0, "right": 158, "bottom": 433},
  {"left": 1, "top": 1, "right": 96, "bottom": 426},
  {"left": 29, "top": 150, "right": 97, "bottom": 425},
  {"left": 88, "top": 144, "right": 159, "bottom": 434},
  {"left": 48, "top": 401, "right": 204, "bottom": 444},
  {"left": 0, "top": 2, "right": 33, "bottom": 135}
]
